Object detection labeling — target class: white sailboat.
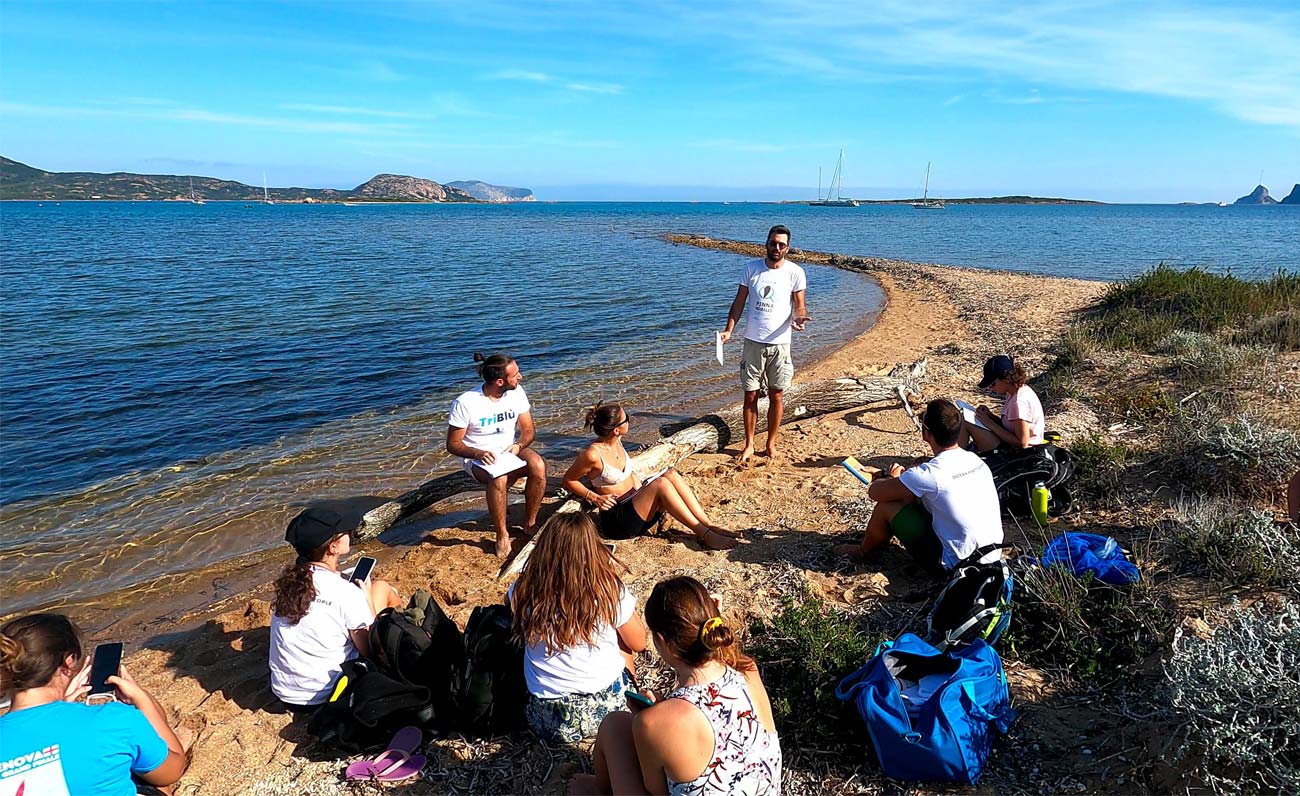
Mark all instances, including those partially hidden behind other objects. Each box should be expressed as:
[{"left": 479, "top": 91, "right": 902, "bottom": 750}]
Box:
[
  {"left": 810, "top": 149, "right": 859, "bottom": 207},
  {"left": 189, "top": 177, "right": 205, "bottom": 205},
  {"left": 263, "top": 173, "right": 273, "bottom": 205},
  {"left": 911, "top": 162, "right": 944, "bottom": 209}
]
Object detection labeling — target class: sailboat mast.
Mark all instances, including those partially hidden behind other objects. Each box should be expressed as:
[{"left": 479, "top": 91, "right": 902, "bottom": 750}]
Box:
[
  {"left": 818, "top": 166, "right": 823, "bottom": 202},
  {"left": 923, "top": 162, "right": 931, "bottom": 201}
]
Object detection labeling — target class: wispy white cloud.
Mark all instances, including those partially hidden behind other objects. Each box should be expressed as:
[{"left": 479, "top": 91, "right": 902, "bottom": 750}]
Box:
[
  {"left": 660, "top": 0, "right": 1300, "bottom": 131},
  {"left": 355, "top": 61, "right": 404, "bottom": 82},
  {"left": 565, "top": 82, "right": 623, "bottom": 95},
  {"left": 0, "top": 102, "right": 416, "bottom": 137},
  {"left": 488, "top": 69, "right": 553, "bottom": 83},
  {"left": 942, "top": 95, "right": 963, "bottom": 107},
  {"left": 280, "top": 103, "right": 433, "bottom": 119}
]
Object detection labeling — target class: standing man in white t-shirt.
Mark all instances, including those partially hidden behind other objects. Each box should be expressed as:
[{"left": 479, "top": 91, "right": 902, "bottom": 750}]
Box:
[
  {"left": 833, "top": 399, "right": 1003, "bottom": 571},
  {"left": 718, "top": 224, "right": 810, "bottom": 462},
  {"left": 446, "top": 353, "right": 546, "bottom": 559}
]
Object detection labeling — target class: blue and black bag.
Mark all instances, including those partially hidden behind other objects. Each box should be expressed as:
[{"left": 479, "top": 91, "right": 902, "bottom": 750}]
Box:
[
  {"left": 924, "top": 544, "right": 1014, "bottom": 651},
  {"left": 836, "top": 633, "right": 1014, "bottom": 784}
]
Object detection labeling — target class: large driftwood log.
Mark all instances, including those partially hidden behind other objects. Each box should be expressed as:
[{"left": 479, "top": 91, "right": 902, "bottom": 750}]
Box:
[{"left": 354, "top": 359, "right": 925, "bottom": 544}]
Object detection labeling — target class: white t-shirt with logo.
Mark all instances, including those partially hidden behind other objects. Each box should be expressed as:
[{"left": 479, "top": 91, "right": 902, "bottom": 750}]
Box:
[
  {"left": 898, "top": 448, "right": 1003, "bottom": 569},
  {"left": 448, "top": 386, "right": 531, "bottom": 454},
  {"left": 741, "top": 259, "right": 807, "bottom": 345},
  {"left": 269, "top": 567, "right": 374, "bottom": 705},
  {"left": 507, "top": 582, "right": 636, "bottom": 699}
]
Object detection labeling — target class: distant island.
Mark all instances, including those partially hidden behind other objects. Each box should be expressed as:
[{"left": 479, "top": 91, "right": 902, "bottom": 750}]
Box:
[
  {"left": 1232, "top": 183, "right": 1300, "bottom": 205},
  {"left": 0, "top": 157, "right": 535, "bottom": 203},
  {"left": 788, "top": 195, "right": 1103, "bottom": 205}
]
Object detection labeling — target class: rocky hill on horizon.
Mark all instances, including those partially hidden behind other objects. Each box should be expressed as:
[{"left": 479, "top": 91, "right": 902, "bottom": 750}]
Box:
[
  {"left": 0, "top": 157, "right": 532, "bottom": 203},
  {"left": 1281, "top": 183, "right": 1300, "bottom": 205},
  {"left": 1234, "top": 184, "right": 1278, "bottom": 204},
  {"left": 446, "top": 180, "right": 534, "bottom": 202}
]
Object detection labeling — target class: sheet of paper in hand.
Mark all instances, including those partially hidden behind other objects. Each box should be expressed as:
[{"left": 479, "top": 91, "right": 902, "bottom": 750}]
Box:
[
  {"left": 954, "top": 399, "right": 991, "bottom": 431},
  {"left": 472, "top": 451, "right": 527, "bottom": 477}
]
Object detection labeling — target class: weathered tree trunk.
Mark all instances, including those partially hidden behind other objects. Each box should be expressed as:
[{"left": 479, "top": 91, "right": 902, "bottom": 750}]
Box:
[{"left": 355, "top": 359, "right": 925, "bottom": 545}]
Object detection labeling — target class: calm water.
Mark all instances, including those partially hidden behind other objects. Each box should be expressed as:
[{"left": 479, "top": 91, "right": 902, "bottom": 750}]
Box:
[{"left": 1, "top": 201, "right": 1296, "bottom": 614}]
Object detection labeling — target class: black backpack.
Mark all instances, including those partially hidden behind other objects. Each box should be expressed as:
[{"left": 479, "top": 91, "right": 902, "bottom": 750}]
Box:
[
  {"left": 458, "top": 604, "right": 528, "bottom": 736},
  {"left": 370, "top": 590, "right": 464, "bottom": 725},
  {"left": 924, "top": 544, "right": 1014, "bottom": 651},
  {"left": 981, "top": 443, "right": 1074, "bottom": 517},
  {"left": 306, "top": 659, "right": 433, "bottom": 753}
]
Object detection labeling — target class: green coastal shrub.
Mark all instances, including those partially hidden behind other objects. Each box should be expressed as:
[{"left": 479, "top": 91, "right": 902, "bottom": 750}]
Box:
[
  {"left": 1168, "top": 498, "right": 1300, "bottom": 590},
  {"left": 1163, "top": 600, "right": 1300, "bottom": 794},
  {"left": 1084, "top": 265, "right": 1300, "bottom": 351},
  {"left": 1068, "top": 435, "right": 1132, "bottom": 504},
  {"left": 1154, "top": 330, "right": 1269, "bottom": 382},
  {"left": 1167, "top": 409, "right": 1300, "bottom": 496},
  {"left": 748, "top": 593, "right": 879, "bottom": 754},
  {"left": 1005, "top": 563, "right": 1173, "bottom": 682},
  {"left": 1231, "top": 308, "right": 1300, "bottom": 351}
]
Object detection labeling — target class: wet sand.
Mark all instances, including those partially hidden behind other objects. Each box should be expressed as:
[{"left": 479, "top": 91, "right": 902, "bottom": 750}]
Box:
[{"left": 60, "top": 242, "right": 1108, "bottom": 794}]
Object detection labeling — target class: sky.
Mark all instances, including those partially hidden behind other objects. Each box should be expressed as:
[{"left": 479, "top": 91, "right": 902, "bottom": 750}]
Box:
[{"left": 1, "top": 0, "right": 1298, "bottom": 202}]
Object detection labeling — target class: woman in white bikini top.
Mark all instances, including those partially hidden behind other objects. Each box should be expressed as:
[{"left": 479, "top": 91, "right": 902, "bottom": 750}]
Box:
[{"left": 561, "top": 402, "right": 740, "bottom": 550}]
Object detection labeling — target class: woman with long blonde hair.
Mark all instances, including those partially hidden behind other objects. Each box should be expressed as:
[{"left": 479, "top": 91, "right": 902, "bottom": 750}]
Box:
[
  {"left": 509, "top": 512, "right": 649, "bottom": 743},
  {"left": 574, "top": 576, "right": 781, "bottom": 795},
  {"left": 563, "top": 402, "right": 739, "bottom": 551}
]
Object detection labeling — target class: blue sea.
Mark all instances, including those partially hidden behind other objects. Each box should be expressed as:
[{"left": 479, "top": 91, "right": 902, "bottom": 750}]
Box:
[{"left": 1, "top": 201, "right": 1296, "bottom": 614}]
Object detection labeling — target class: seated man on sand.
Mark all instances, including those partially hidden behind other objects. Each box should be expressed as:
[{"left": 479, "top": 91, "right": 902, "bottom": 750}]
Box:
[
  {"left": 446, "top": 352, "right": 547, "bottom": 559},
  {"left": 834, "top": 399, "right": 1003, "bottom": 570}
]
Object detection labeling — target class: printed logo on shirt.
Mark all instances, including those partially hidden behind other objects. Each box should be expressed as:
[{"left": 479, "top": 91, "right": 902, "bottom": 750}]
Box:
[
  {"left": 478, "top": 410, "right": 517, "bottom": 429},
  {"left": 1, "top": 745, "right": 71, "bottom": 796},
  {"left": 760, "top": 285, "right": 773, "bottom": 300}
]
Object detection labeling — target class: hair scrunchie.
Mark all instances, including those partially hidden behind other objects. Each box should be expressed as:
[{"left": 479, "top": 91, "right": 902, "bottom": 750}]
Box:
[{"left": 698, "top": 616, "right": 725, "bottom": 649}]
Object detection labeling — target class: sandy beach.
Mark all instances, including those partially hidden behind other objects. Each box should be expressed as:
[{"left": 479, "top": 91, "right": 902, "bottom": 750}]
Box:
[{"left": 82, "top": 244, "right": 1113, "bottom": 794}]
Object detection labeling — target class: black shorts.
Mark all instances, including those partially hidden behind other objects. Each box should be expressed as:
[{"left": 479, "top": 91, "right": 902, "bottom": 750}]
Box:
[{"left": 597, "top": 500, "right": 661, "bottom": 540}]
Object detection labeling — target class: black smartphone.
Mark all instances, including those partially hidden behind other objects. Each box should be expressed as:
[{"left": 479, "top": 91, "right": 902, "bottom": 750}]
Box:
[
  {"left": 349, "top": 556, "right": 376, "bottom": 584},
  {"left": 87, "top": 642, "right": 123, "bottom": 699}
]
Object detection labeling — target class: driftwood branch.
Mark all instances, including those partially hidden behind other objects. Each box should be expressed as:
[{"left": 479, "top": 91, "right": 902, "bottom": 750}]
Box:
[{"left": 354, "top": 360, "right": 925, "bottom": 545}]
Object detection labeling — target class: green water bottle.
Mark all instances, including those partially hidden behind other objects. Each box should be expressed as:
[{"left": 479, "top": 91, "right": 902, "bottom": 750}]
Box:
[{"left": 1031, "top": 481, "right": 1051, "bottom": 526}]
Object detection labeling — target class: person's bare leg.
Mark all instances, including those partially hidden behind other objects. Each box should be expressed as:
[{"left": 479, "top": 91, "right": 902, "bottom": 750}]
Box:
[
  {"left": 520, "top": 448, "right": 546, "bottom": 536},
  {"left": 661, "top": 469, "right": 738, "bottom": 538},
  {"left": 590, "top": 711, "right": 648, "bottom": 796},
  {"left": 764, "top": 389, "right": 785, "bottom": 457},
  {"left": 484, "top": 474, "right": 511, "bottom": 558},
  {"left": 739, "top": 390, "right": 760, "bottom": 462},
  {"left": 833, "top": 501, "right": 905, "bottom": 559},
  {"left": 965, "top": 421, "right": 1001, "bottom": 452},
  {"left": 636, "top": 479, "right": 736, "bottom": 550},
  {"left": 366, "top": 579, "right": 402, "bottom": 614}
]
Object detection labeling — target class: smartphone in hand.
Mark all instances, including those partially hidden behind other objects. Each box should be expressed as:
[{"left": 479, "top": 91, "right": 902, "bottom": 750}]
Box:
[
  {"left": 86, "top": 642, "right": 123, "bottom": 705},
  {"left": 625, "top": 671, "right": 655, "bottom": 709},
  {"left": 349, "top": 556, "right": 376, "bottom": 584}
]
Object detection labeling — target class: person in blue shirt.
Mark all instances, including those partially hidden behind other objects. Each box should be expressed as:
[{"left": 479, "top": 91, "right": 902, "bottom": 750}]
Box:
[{"left": 0, "top": 613, "right": 188, "bottom": 796}]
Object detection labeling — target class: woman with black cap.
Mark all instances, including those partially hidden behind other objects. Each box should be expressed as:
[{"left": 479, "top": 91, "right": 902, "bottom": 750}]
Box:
[
  {"left": 268, "top": 506, "right": 402, "bottom": 709},
  {"left": 965, "top": 354, "right": 1045, "bottom": 452}
]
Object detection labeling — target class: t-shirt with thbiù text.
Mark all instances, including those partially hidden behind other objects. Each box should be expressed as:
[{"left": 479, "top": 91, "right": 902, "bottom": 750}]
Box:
[
  {"left": 898, "top": 448, "right": 1003, "bottom": 569},
  {"left": 0, "top": 700, "right": 169, "bottom": 796},
  {"left": 269, "top": 566, "right": 374, "bottom": 705},
  {"left": 740, "top": 259, "right": 807, "bottom": 346},
  {"left": 448, "top": 386, "right": 532, "bottom": 455}
]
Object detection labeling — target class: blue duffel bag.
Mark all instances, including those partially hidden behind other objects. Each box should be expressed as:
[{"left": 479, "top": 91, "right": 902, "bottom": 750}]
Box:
[{"left": 836, "top": 633, "right": 1014, "bottom": 784}]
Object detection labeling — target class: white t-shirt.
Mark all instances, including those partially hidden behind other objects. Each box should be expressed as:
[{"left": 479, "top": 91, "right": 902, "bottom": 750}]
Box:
[
  {"left": 898, "top": 448, "right": 1003, "bottom": 569},
  {"left": 507, "top": 583, "right": 636, "bottom": 699},
  {"left": 269, "top": 567, "right": 374, "bottom": 705},
  {"left": 1002, "top": 385, "right": 1045, "bottom": 445},
  {"left": 740, "top": 259, "right": 807, "bottom": 345},
  {"left": 448, "top": 386, "right": 532, "bottom": 454}
]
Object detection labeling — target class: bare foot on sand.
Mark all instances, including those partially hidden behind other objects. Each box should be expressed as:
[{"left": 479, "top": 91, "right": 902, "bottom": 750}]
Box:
[
  {"left": 698, "top": 527, "right": 738, "bottom": 551},
  {"left": 764, "top": 447, "right": 781, "bottom": 460},
  {"left": 737, "top": 444, "right": 755, "bottom": 464},
  {"left": 568, "top": 774, "right": 598, "bottom": 795},
  {"left": 495, "top": 534, "right": 513, "bottom": 559},
  {"left": 521, "top": 523, "right": 539, "bottom": 540},
  {"left": 706, "top": 524, "right": 741, "bottom": 539},
  {"left": 832, "top": 542, "right": 867, "bottom": 561}
]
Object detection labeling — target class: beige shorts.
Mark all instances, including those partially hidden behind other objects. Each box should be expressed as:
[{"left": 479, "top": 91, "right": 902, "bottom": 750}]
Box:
[{"left": 741, "top": 339, "right": 793, "bottom": 393}]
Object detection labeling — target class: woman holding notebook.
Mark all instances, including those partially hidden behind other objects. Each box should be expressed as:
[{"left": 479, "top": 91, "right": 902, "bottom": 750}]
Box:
[{"left": 563, "top": 403, "right": 739, "bottom": 550}]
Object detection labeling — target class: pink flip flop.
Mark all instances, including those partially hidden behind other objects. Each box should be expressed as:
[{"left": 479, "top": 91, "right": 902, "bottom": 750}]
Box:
[{"left": 344, "top": 726, "right": 426, "bottom": 782}]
